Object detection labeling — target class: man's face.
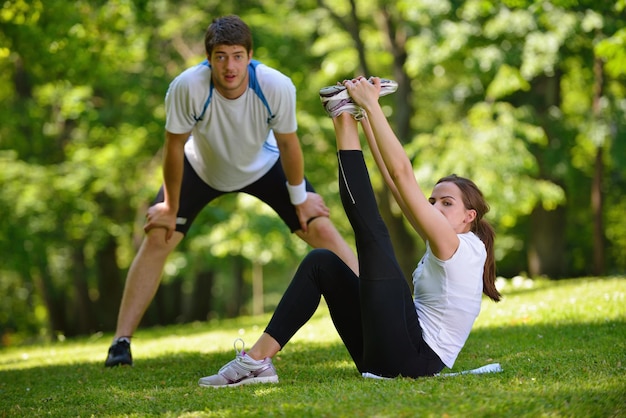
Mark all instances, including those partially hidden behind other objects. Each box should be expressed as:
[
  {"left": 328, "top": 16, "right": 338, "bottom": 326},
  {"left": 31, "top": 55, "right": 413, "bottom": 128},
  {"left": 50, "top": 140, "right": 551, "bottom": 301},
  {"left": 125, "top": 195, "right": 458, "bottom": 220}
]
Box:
[{"left": 208, "top": 44, "right": 252, "bottom": 99}]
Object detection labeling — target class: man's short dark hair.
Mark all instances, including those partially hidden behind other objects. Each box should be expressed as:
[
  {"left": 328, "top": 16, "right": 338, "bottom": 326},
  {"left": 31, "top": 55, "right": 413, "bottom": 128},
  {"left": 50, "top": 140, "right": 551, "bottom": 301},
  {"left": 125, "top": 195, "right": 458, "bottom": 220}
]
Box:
[{"left": 204, "top": 15, "right": 253, "bottom": 56}]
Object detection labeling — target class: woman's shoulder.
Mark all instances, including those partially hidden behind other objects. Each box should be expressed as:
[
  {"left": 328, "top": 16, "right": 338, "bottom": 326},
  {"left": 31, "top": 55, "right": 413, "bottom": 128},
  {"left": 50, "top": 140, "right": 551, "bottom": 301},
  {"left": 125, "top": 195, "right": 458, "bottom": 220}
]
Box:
[{"left": 457, "top": 232, "right": 486, "bottom": 258}]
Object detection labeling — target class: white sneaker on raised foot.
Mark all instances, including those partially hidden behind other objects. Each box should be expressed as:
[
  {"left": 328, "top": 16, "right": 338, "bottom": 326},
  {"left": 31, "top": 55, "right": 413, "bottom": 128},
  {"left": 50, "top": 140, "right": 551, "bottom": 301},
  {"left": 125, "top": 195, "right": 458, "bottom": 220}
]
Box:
[
  {"left": 321, "top": 97, "right": 366, "bottom": 120},
  {"left": 319, "top": 79, "right": 398, "bottom": 102},
  {"left": 198, "top": 339, "right": 279, "bottom": 388},
  {"left": 319, "top": 79, "right": 398, "bottom": 119}
]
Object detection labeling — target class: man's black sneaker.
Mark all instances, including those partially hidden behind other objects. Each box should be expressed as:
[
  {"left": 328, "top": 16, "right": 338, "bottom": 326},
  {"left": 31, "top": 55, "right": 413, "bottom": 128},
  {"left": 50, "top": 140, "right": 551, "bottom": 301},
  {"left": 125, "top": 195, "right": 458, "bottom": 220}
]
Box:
[{"left": 105, "top": 338, "right": 133, "bottom": 367}]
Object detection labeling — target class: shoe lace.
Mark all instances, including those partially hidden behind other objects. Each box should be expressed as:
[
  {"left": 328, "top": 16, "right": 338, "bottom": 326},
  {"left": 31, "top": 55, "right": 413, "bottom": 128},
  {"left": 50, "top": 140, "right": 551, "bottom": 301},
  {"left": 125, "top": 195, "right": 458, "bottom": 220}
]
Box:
[
  {"left": 233, "top": 338, "right": 246, "bottom": 356},
  {"left": 216, "top": 338, "right": 250, "bottom": 375}
]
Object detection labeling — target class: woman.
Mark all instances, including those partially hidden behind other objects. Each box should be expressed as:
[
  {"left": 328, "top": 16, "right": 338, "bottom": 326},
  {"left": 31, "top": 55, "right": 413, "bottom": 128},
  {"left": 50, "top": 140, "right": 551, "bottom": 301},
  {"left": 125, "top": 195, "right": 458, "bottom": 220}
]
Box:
[{"left": 198, "top": 77, "right": 501, "bottom": 387}]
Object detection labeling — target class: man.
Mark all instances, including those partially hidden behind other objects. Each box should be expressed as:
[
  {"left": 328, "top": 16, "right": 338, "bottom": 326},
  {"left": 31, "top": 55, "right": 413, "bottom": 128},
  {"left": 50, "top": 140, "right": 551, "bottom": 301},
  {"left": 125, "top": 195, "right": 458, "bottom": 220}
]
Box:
[{"left": 104, "top": 15, "right": 357, "bottom": 367}]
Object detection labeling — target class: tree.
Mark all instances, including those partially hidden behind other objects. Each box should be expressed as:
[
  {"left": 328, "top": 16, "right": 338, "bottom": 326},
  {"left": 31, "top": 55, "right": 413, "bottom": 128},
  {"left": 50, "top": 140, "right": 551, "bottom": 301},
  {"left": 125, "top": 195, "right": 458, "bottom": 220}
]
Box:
[
  {"left": 1, "top": 0, "right": 624, "bottom": 344},
  {"left": 309, "top": 0, "right": 626, "bottom": 279}
]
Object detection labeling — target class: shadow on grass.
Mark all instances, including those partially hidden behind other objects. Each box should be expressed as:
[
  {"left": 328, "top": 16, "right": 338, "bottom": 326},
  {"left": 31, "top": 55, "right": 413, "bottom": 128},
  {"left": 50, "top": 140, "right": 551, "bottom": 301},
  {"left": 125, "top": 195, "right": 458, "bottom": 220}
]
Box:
[{"left": 1, "top": 320, "right": 624, "bottom": 417}]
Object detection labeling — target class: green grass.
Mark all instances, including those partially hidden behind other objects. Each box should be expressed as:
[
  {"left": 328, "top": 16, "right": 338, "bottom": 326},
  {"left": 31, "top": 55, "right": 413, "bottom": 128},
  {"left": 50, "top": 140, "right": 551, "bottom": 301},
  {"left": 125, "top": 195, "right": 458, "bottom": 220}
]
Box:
[{"left": 1, "top": 277, "right": 624, "bottom": 417}]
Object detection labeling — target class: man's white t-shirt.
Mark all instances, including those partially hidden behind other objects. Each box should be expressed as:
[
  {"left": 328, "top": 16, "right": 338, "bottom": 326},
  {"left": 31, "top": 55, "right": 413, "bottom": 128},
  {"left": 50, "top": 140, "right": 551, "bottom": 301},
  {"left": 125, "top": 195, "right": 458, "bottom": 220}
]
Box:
[
  {"left": 412, "top": 232, "right": 486, "bottom": 368},
  {"left": 164, "top": 61, "right": 298, "bottom": 191}
]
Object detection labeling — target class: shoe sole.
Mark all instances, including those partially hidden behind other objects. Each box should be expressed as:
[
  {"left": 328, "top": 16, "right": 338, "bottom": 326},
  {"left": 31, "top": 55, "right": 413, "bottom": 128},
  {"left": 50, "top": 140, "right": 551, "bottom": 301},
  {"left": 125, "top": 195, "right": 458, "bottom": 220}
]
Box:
[
  {"left": 105, "top": 357, "right": 133, "bottom": 367},
  {"left": 320, "top": 79, "right": 398, "bottom": 102},
  {"left": 105, "top": 361, "right": 133, "bottom": 367},
  {"left": 199, "top": 375, "right": 279, "bottom": 388}
]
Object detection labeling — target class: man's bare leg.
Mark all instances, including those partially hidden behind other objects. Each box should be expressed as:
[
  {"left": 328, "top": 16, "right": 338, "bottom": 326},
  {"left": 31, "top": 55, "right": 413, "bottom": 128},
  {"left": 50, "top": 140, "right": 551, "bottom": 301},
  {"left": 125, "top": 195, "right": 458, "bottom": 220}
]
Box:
[
  {"left": 105, "top": 229, "right": 183, "bottom": 366},
  {"left": 115, "top": 229, "right": 183, "bottom": 338}
]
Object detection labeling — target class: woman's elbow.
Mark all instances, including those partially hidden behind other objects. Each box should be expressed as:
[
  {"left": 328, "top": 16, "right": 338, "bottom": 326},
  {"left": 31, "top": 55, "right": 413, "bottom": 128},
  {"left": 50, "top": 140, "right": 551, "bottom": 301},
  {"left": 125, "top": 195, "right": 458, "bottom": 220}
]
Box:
[{"left": 388, "top": 162, "right": 414, "bottom": 184}]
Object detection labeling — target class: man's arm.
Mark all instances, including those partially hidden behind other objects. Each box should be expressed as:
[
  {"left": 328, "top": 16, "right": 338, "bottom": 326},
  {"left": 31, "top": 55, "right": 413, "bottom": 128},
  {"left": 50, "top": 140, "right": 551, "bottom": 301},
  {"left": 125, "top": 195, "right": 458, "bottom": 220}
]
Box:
[
  {"left": 274, "top": 131, "right": 304, "bottom": 186},
  {"left": 274, "top": 131, "right": 329, "bottom": 232},
  {"left": 144, "top": 130, "right": 190, "bottom": 241}
]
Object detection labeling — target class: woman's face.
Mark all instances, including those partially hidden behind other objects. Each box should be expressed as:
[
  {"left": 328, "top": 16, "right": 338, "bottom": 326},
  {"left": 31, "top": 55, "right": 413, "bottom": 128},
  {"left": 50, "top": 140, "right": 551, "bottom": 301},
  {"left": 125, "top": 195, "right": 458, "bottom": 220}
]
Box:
[{"left": 429, "top": 181, "right": 476, "bottom": 234}]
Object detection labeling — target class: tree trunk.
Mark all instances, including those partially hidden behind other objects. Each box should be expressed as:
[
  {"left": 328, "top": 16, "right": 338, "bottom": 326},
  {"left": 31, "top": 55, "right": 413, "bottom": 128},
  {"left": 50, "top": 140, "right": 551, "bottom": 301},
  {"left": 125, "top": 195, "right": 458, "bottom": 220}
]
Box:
[
  {"left": 591, "top": 57, "right": 605, "bottom": 275},
  {"left": 528, "top": 205, "right": 567, "bottom": 278},
  {"left": 226, "top": 257, "right": 246, "bottom": 318},
  {"left": 95, "top": 236, "right": 123, "bottom": 330},
  {"left": 252, "top": 261, "right": 264, "bottom": 316},
  {"left": 188, "top": 269, "right": 215, "bottom": 321},
  {"left": 71, "top": 243, "right": 96, "bottom": 335},
  {"left": 525, "top": 73, "right": 568, "bottom": 278},
  {"left": 591, "top": 146, "right": 605, "bottom": 275},
  {"left": 148, "top": 277, "right": 183, "bottom": 326},
  {"left": 31, "top": 245, "right": 66, "bottom": 338}
]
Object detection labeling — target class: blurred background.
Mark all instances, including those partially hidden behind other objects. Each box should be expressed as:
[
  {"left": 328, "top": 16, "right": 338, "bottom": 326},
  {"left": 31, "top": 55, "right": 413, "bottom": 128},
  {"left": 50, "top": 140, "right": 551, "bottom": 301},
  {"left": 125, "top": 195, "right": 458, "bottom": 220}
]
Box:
[{"left": 0, "top": 0, "right": 624, "bottom": 345}]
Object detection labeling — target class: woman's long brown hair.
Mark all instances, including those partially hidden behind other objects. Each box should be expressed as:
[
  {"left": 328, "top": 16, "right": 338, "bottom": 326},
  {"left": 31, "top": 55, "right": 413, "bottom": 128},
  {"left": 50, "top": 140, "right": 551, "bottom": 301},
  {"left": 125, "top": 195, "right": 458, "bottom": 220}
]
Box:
[{"left": 437, "top": 175, "right": 501, "bottom": 302}]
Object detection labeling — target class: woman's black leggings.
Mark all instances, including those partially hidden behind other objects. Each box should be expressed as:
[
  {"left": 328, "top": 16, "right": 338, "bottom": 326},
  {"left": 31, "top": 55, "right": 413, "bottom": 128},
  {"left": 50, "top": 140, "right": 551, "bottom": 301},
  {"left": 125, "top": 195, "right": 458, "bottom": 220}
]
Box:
[{"left": 265, "top": 150, "right": 444, "bottom": 377}]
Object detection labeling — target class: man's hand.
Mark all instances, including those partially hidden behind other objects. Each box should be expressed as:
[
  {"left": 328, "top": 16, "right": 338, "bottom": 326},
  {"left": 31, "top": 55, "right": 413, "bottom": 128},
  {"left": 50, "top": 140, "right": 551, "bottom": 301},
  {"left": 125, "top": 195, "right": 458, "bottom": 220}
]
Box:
[
  {"left": 295, "top": 192, "right": 330, "bottom": 232},
  {"left": 143, "top": 202, "right": 177, "bottom": 242}
]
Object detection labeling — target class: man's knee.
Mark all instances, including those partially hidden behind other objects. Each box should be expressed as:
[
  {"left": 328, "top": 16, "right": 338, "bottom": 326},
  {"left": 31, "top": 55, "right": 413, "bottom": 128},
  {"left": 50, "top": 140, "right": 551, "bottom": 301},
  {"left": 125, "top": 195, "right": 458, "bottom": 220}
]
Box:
[
  {"left": 302, "top": 217, "right": 341, "bottom": 244},
  {"left": 141, "top": 229, "right": 182, "bottom": 255}
]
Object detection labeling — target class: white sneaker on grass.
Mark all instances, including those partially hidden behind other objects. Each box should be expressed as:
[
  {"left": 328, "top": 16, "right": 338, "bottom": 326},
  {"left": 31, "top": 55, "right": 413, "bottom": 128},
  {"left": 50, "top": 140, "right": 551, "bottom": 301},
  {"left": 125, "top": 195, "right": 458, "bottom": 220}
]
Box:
[{"left": 198, "top": 339, "right": 278, "bottom": 388}]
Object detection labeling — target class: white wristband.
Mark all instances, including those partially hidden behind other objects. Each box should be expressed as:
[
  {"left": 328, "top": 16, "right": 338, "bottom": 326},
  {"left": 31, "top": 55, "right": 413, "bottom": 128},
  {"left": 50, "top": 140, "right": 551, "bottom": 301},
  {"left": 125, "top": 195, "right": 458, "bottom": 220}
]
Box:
[{"left": 286, "top": 181, "right": 308, "bottom": 205}]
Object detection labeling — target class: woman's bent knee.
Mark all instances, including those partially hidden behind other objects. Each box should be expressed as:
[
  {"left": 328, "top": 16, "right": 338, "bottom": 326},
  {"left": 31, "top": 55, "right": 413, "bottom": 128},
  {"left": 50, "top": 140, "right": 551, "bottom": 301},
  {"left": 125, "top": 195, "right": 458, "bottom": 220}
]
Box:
[{"left": 302, "top": 248, "right": 339, "bottom": 265}]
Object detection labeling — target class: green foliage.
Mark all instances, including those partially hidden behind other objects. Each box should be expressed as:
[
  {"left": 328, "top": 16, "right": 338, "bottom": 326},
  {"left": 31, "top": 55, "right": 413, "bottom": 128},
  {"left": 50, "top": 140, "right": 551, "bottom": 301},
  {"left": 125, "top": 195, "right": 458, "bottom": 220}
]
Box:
[
  {"left": 486, "top": 65, "right": 532, "bottom": 100},
  {"left": 596, "top": 27, "right": 626, "bottom": 78},
  {"left": 0, "top": 277, "right": 623, "bottom": 417},
  {"left": 0, "top": 0, "right": 625, "bottom": 341}
]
